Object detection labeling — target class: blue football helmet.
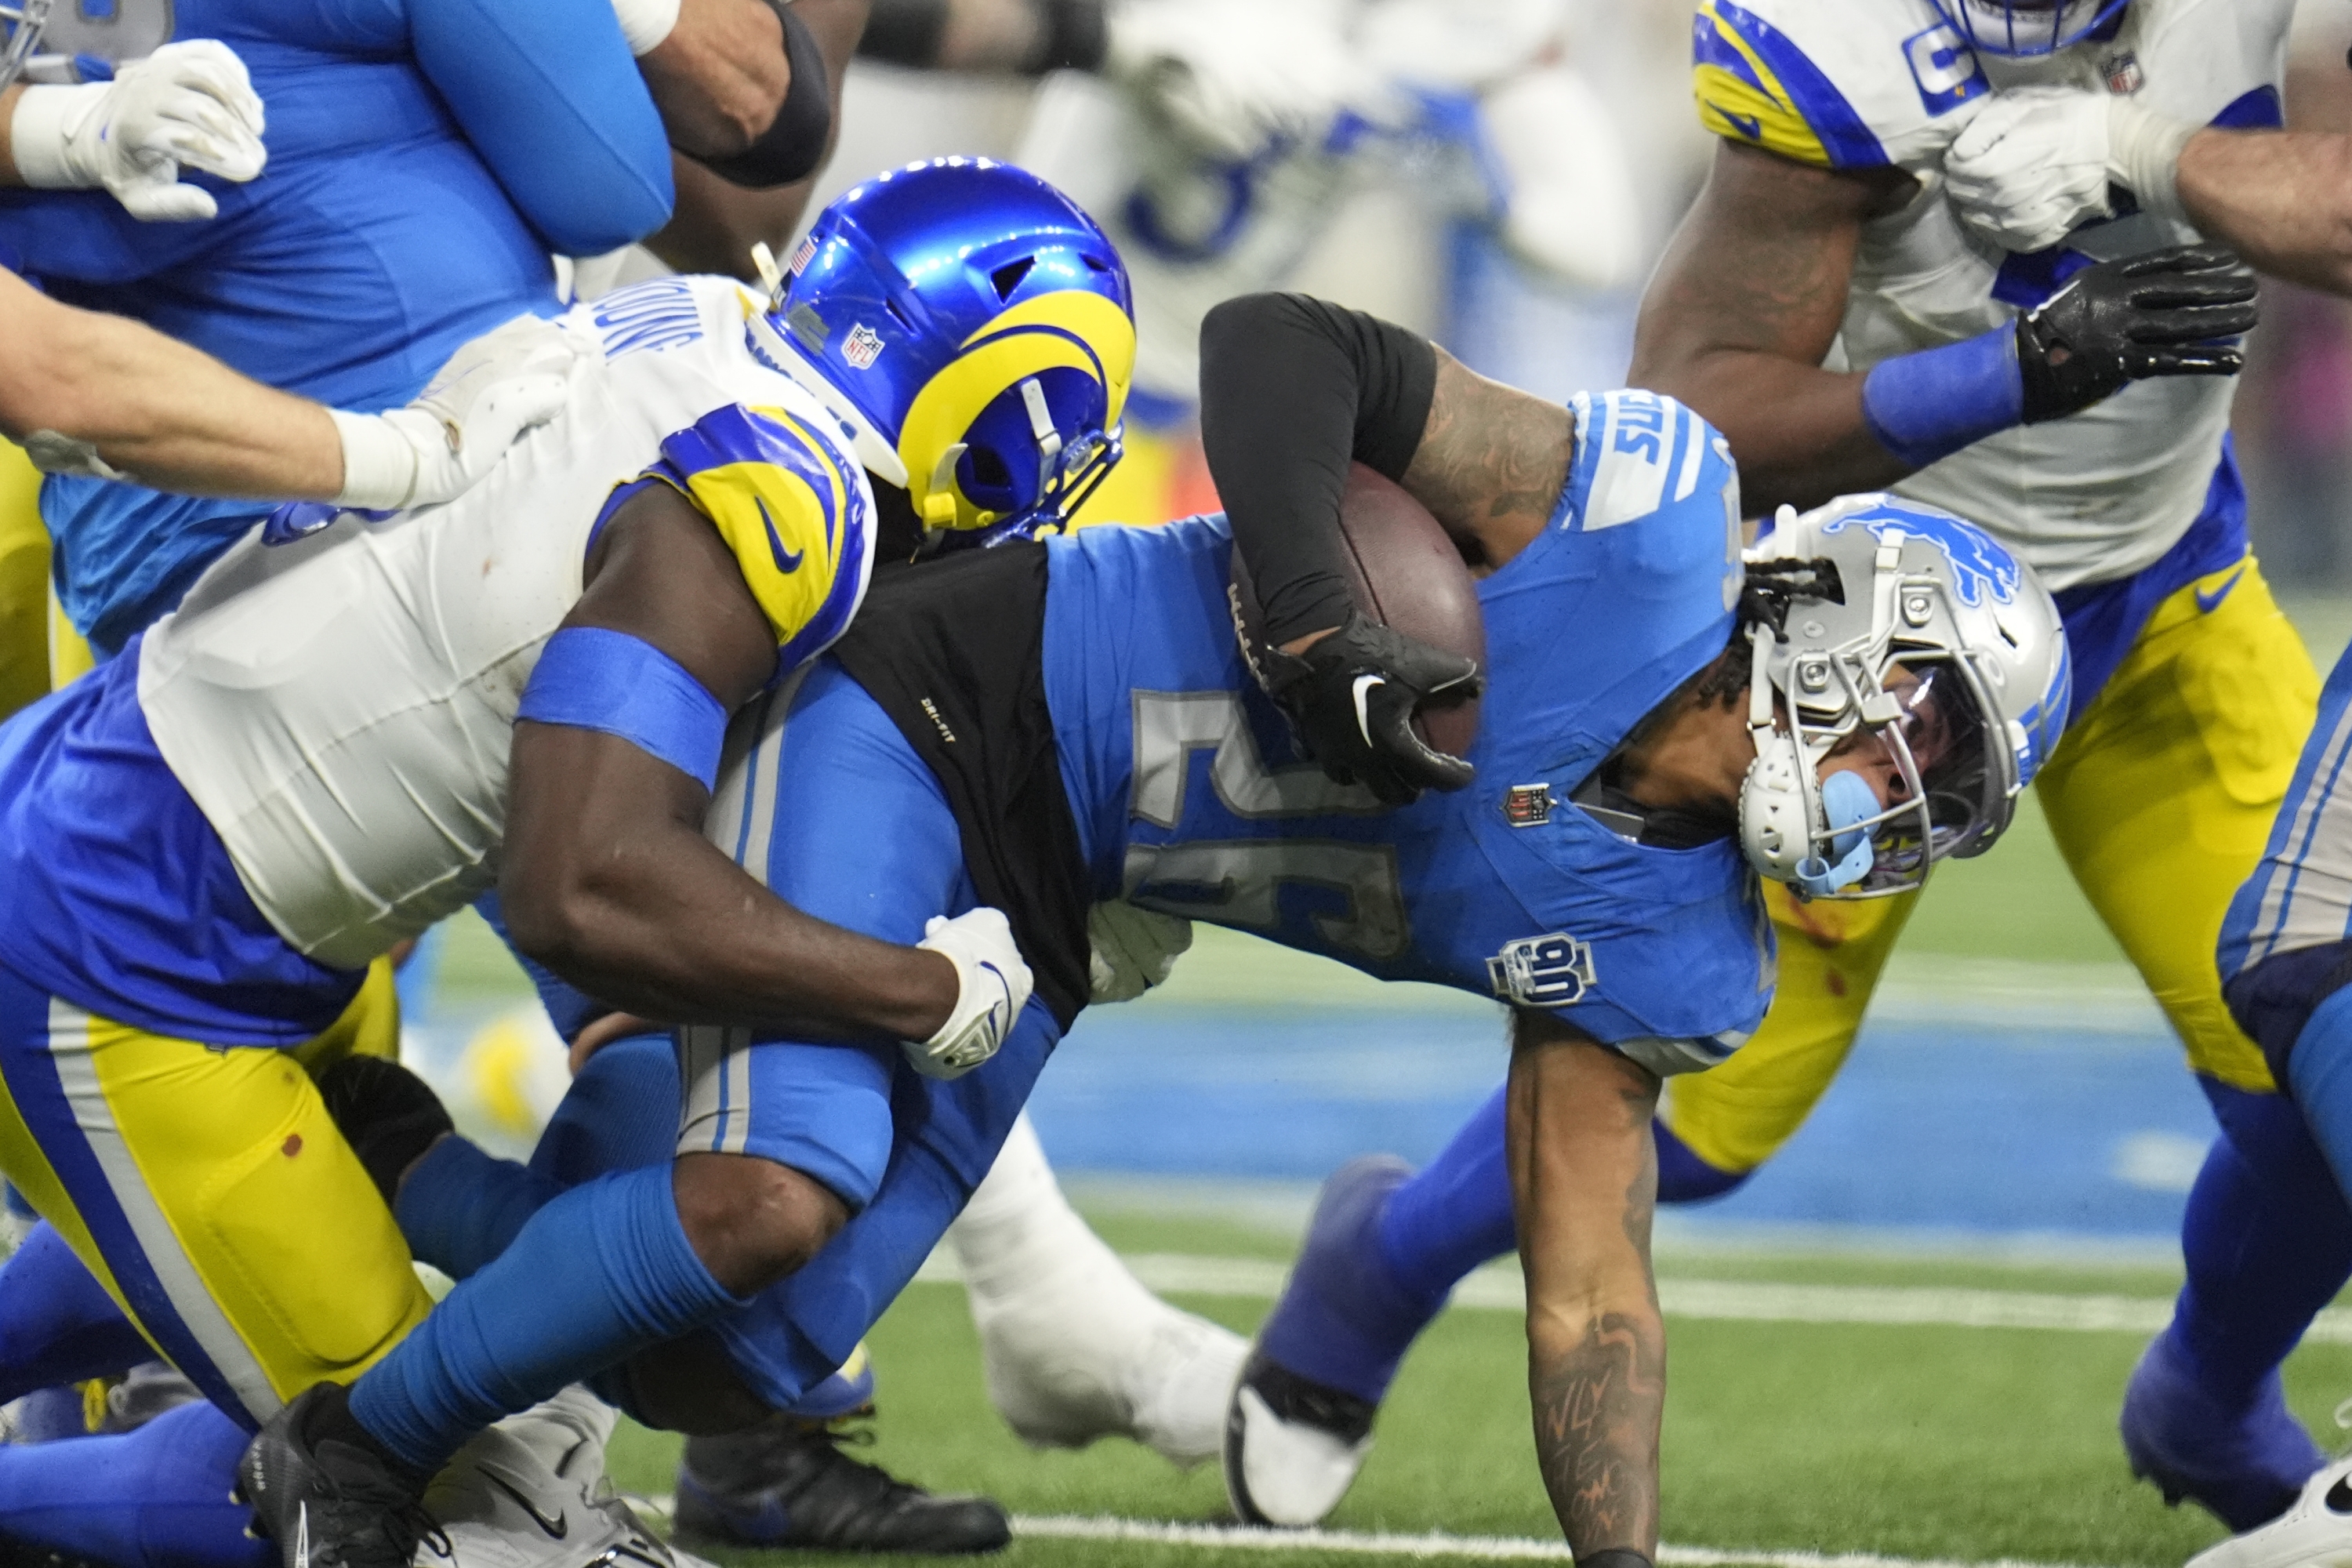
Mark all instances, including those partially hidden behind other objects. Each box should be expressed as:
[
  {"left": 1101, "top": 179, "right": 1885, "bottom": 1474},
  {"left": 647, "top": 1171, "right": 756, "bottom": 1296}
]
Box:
[
  {"left": 1929, "top": 0, "right": 2128, "bottom": 58},
  {"left": 0, "top": 0, "right": 49, "bottom": 89},
  {"left": 746, "top": 157, "right": 1136, "bottom": 545}
]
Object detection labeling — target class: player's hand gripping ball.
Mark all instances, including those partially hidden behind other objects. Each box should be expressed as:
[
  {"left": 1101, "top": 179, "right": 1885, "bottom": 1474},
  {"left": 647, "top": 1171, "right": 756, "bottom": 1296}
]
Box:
[{"left": 1231, "top": 465, "right": 1486, "bottom": 807}]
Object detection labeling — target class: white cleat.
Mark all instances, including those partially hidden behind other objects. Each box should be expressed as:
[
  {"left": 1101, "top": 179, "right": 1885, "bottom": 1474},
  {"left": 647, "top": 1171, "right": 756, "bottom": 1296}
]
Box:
[
  {"left": 418, "top": 1387, "right": 713, "bottom": 1568},
  {"left": 951, "top": 1113, "right": 1249, "bottom": 1468},
  {"left": 1221, "top": 1349, "right": 1374, "bottom": 1529},
  {"left": 2189, "top": 1451, "right": 2352, "bottom": 1568}
]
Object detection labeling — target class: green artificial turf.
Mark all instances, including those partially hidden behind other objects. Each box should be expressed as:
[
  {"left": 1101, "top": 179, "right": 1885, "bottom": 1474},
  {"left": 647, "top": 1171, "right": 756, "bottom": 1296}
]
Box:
[{"left": 595, "top": 1213, "right": 2352, "bottom": 1568}]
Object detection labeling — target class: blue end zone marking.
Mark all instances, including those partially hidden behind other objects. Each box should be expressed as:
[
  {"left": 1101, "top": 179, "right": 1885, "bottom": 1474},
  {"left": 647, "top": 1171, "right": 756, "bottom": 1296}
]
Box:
[{"left": 1709, "top": 0, "right": 1888, "bottom": 167}]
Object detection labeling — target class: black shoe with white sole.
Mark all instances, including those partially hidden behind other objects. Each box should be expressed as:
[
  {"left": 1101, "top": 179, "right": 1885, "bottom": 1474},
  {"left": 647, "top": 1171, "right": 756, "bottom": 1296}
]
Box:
[
  {"left": 237, "top": 1383, "right": 444, "bottom": 1568},
  {"left": 676, "top": 1414, "right": 1011, "bottom": 1553},
  {"left": 1223, "top": 1348, "right": 1377, "bottom": 1529}
]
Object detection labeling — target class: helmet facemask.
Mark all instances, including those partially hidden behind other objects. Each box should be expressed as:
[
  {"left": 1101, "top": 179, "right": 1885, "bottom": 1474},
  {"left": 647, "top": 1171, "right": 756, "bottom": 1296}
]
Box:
[
  {"left": 0, "top": 0, "right": 50, "bottom": 91},
  {"left": 1932, "top": 0, "right": 2129, "bottom": 58},
  {"left": 1736, "top": 510, "right": 2035, "bottom": 900}
]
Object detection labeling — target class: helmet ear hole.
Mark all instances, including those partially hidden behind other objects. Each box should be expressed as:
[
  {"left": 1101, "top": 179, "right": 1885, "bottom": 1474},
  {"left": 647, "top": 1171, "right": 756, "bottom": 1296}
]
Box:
[{"left": 989, "top": 258, "right": 1037, "bottom": 301}]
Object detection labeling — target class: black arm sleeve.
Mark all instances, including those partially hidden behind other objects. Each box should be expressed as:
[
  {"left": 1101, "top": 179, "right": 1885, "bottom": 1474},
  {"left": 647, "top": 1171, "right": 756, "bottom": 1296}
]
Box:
[
  {"left": 691, "top": 0, "right": 833, "bottom": 189},
  {"left": 857, "top": 0, "right": 949, "bottom": 66},
  {"left": 858, "top": 0, "right": 1104, "bottom": 74},
  {"left": 1198, "top": 292, "right": 1439, "bottom": 648}
]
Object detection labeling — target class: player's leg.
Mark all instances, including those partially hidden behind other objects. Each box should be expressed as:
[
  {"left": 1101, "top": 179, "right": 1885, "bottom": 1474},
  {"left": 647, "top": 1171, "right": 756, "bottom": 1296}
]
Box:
[
  {"left": 1657, "top": 883, "right": 1917, "bottom": 1196},
  {"left": 0, "top": 962, "right": 431, "bottom": 1563},
  {"left": 948, "top": 1109, "right": 1247, "bottom": 1467},
  {"left": 298, "top": 665, "right": 1000, "bottom": 1526},
  {"left": 0, "top": 1399, "right": 267, "bottom": 1568},
  {"left": 1224, "top": 880, "right": 1910, "bottom": 1526},
  {"left": 0, "top": 1221, "right": 151, "bottom": 1402},
  {"left": 2036, "top": 557, "right": 2340, "bottom": 1531}
]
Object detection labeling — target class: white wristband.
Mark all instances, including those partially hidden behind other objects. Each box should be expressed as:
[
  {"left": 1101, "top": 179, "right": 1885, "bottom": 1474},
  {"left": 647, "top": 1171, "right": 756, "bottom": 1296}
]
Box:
[
  {"left": 329, "top": 409, "right": 421, "bottom": 510},
  {"left": 7, "top": 84, "right": 105, "bottom": 189},
  {"left": 2107, "top": 95, "right": 2197, "bottom": 224},
  {"left": 611, "top": 0, "right": 682, "bottom": 56}
]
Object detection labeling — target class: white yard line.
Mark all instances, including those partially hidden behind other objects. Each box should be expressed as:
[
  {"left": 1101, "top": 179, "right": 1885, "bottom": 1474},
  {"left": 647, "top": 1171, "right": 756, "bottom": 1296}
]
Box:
[
  {"left": 1016, "top": 1515, "right": 2129, "bottom": 1568},
  {"left": 913, "top": 1248, "right": 2352, "bottom": 1343},
  {"left": 635, "top": 1500, "right": 2120, "bottom": 1568}
]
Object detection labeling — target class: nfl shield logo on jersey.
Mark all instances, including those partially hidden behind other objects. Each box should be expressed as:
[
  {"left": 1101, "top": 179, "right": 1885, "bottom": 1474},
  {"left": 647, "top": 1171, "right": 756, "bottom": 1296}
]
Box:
[
  {"left": 1487, "top": 933, "right": 1598, "bottom": 1008},
  {"left": 844, "top": 324, "right": 885, "bottom": 369}
]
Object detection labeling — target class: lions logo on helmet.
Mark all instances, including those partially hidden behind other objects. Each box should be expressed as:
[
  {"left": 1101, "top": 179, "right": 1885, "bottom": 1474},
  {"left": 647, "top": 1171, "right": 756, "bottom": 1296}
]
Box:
[
  {"left": 1736, "top": 493, "right": 2069, "bottom": 901},
  {"left": 1929, "top": 0, "right": 2127, "bottom": 58},
  {"left": 745, "top": 157, "right": 1137, "bottom": 546},
  {"left": 0, "top": 0, "right": 49, "bottom": 89}
]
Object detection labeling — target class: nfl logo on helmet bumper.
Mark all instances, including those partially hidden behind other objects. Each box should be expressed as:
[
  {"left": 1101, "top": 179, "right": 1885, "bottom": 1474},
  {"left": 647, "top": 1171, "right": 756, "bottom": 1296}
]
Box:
[{"left": 1488, "top": 934, "right": 1598, "bottom": 1007}]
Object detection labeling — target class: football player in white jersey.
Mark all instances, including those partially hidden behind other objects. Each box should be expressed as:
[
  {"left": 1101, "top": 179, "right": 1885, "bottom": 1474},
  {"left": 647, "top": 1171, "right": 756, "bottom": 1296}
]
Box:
[
  {"left": 1222, "top": 0, "right": 2351, "bottom": 1539},
  {"left": 0, "top": 158, "right": 1136, "bottom": 1568},
  {"left": 1930, "top": 15, "right": 2352, "bottom": 1568}
]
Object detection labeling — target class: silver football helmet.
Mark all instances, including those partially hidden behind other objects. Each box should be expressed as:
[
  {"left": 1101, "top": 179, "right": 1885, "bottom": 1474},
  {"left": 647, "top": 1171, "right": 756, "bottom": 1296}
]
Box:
[
  {"left": 1737, "top": 493, "right": 2070, "bottom": 899},
  {"left": 0, "top": 0, "right": 49, "bottom": 90}
]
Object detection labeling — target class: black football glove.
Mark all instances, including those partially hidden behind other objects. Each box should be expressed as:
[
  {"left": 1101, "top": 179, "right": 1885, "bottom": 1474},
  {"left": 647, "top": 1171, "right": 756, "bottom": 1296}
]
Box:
[
  {"left": 1256, "top": 609, "right": 1481, "bottom": 806},
  {"left": 2016, "top": 242, "right": 2258, "bottom": 423}
]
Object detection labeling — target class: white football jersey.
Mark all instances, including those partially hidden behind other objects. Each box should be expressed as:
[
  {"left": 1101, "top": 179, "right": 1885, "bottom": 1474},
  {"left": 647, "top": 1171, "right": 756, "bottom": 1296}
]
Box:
[
  {"left": 1693, "top": 0, "right": 2292, "bottom": 591},
  {"left": 137, "top": 275, "right": 878, "bottom": 970}
]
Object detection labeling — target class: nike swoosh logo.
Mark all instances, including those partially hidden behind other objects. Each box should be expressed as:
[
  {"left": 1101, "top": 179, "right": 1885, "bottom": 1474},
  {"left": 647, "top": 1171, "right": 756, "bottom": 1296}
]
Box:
[
  {"left": 2195, "top": 566, "right": 2246, "bottom": 614},
  {"left": 2328, "top": 1472, "right": 2352, "bottom": 1514},
  {"left": 978, "top": 961, "right": 1013, "bottom": 1044},
  {"left": 1352, "top": 674, "right": 1384, "bottom": 748},
  {"left": 295, "top": 1502, "right": 310, "bottom": 1568},
  {"left": 1722, "top": 111, "right": 1762, "bottom": 140},
  {"left": 480, "top": 1466, "right": 570, "bottom": 1539},
  {"left": 757, "top": 496, "right": 805, "bottom": 575}
]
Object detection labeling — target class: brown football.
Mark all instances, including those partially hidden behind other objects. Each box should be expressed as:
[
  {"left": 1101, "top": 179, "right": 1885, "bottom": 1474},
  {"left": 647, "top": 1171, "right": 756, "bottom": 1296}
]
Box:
[{"left": 1230, "top": 463, "right": 1484, "bottom": 761}]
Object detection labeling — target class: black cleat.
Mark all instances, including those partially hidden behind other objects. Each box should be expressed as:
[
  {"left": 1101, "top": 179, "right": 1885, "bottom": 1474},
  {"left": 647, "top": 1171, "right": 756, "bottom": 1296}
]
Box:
[
  {"left": 675, "top": 1414, "right": 1011, "bottom": 1554},
  {"left": 314, "top": 1055, "right": 455, "bottom": 1207},
  {"left": 237, "top": 1384, "right": 445, "bottom": 1568}
]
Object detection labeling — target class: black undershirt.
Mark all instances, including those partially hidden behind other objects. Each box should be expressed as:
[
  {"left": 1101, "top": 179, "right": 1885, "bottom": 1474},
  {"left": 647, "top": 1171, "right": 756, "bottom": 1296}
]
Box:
[{"left": 1197, "top": 293, "right": 1438, "bottom": 649}]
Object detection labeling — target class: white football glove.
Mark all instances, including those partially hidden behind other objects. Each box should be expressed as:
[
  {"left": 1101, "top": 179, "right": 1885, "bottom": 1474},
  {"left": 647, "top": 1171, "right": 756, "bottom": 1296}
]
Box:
[
  {"left": 909, "top": 909, "right": 1034, "bottom": 1080},
  {"left": 7, "top": 41, "right": 267, "bottom": 222},
  {"left": 1087, "top": 902, "right": 1192, "bottom": 1004},
  {"left": 1106, "top": 0, "right": 1394, "bottom": 162},
  {"left": 331, "top": 314, "right": 586, "bottom": 510},
  {"left": 1944, "top": 85, "right": 2195, "bottom": 253}
]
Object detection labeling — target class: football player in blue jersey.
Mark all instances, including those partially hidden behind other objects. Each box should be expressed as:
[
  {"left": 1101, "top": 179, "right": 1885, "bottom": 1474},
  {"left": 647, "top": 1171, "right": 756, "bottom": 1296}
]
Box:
[
  {"left": 319, "top": 289, "right": 2065, "bottom": 1562},
  {"left": 0, "top": 160, "right": 1135, "bottom": 1568},
  {"left": 1221, "top": 0, "right": 2343, "bottom": 1536},
  {"left": 0, "top": 0, "right": 859, "bottom": 682}
]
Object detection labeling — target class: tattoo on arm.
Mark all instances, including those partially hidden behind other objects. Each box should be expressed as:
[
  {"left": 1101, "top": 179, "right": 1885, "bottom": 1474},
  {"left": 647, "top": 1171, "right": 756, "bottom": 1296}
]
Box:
[
  {"left": 1402, "top": 350, "right": 1574, "bottom": 569},
  {"left": 1532, "top": 1307, "right": 1666, "bottom": 1554}
]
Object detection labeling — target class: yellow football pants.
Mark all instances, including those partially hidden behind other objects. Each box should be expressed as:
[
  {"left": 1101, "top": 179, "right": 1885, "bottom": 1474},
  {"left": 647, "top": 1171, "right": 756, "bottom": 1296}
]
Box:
[
  {"left": 1662, "top": 555, "right": 2317, "bottom": 1175},
  {"left": 0, "top": 443, "right": 48, "bottom": 717},
  {"left": 0, "top": 958, "right": 426, "bottom": 1426}
]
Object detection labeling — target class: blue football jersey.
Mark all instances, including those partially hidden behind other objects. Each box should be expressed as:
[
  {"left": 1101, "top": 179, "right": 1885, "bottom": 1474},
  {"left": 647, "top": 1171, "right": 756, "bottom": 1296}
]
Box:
[
  {"left": 0, "top": 0, "right": 672, "bottom": 653},
  {"left": 1043, "top": 390, "right": 1774, "bottom": 1071}
]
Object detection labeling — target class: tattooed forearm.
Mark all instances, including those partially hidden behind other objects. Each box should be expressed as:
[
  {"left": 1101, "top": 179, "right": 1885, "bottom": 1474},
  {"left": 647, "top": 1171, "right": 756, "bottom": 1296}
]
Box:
[
  {"left": 1403, "top": 350, "right": 1573, "bottom": 562},
  {"left": 1530, "top": 1308, "right": 1665, "bottom": 1555}
]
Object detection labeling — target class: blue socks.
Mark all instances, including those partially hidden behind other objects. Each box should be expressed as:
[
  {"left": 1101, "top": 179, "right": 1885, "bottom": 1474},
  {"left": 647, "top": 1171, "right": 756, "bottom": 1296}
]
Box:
[
  {"left": 0, "top": 1400, "right": 268, "bottom": 1568},
  {"left": 2170, "top": 1078, "right": 2352, "bottom": 1408},
  {"left": 1260, "top": 1090, "right": 1520, "bottom": 1406},
  {"left": 1377, "top": 1086, "right": 1515, "bottom": 1305},
  {"left": 350, "top": 1163, "right": 741, "bottom": 1473},
  {"left": 0, "top": 1222, "right": 152, "bottom": 1403},
  {"left": 396, "top": 1033, "right": 681, "bottom": 1279}
]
